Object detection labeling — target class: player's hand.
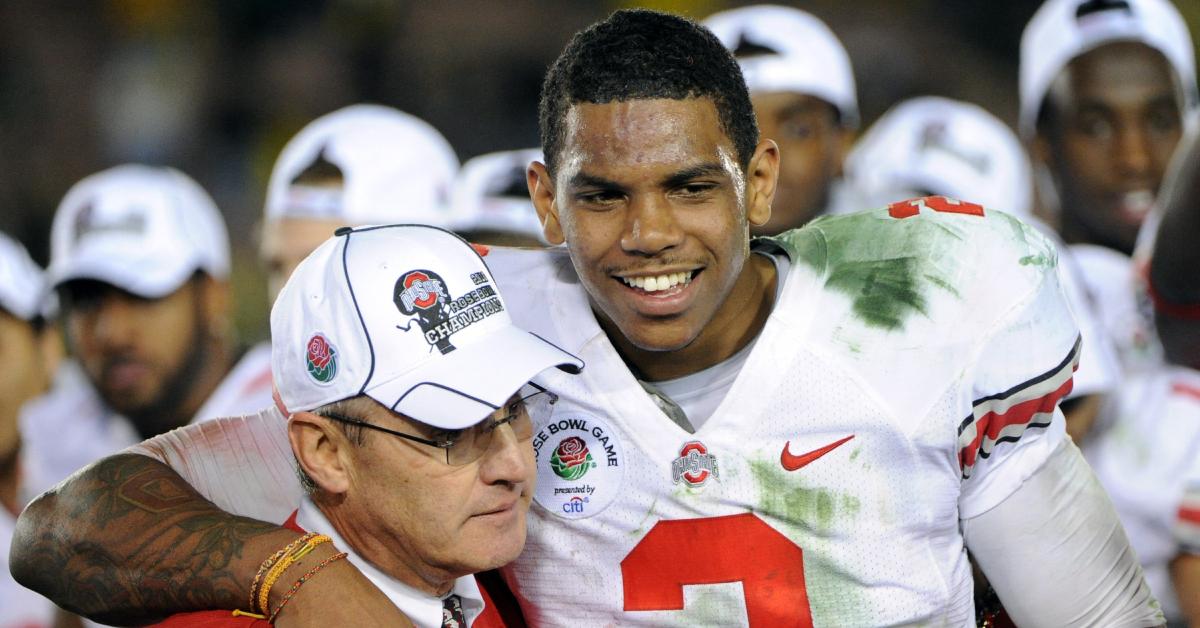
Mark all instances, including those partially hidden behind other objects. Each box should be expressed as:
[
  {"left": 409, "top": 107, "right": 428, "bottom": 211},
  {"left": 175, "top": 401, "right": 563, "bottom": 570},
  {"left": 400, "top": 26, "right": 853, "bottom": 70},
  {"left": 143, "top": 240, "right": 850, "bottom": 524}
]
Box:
[{"left": 271, "top": 555, "right": 413, "bottom": 627}]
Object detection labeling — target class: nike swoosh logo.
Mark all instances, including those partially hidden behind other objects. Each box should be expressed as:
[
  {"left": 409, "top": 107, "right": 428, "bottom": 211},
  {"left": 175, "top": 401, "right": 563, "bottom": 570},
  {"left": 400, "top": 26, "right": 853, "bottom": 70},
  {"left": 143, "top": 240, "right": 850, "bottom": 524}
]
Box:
[{"left": 780, "top": 435, "right": 855, "bottom": 471}]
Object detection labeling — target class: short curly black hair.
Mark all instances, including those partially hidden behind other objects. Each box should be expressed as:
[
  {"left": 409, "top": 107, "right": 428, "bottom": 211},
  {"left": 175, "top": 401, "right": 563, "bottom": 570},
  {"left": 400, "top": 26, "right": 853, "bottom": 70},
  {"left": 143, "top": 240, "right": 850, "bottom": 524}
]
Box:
[{"left": 539, "top": 9, "right": 758, "bottom": 176}]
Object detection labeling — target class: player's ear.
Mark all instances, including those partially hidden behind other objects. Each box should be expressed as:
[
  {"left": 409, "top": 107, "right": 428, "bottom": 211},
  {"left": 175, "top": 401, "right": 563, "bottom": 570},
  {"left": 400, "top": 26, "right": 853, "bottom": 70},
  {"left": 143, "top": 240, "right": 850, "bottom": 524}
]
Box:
[
  {"left": 529, "top": 161, "right": 565, "bottom": 245},
  {"left": 289, "top": 411, "right": 352, "bottom": 495},
  {"left": 746, "top": 139, "right": 780, "bottom": 227}
]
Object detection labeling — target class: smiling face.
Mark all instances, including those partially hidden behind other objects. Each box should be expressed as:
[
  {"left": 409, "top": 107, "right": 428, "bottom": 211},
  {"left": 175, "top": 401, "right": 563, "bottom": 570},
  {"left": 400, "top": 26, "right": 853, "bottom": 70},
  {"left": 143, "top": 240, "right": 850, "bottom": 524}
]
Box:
[
  {"left": 530, "top": 97, "right": 778, "bottom": 369},
  {"left": 1036, "top": 41, "right": 1186, "bottom": 253}
]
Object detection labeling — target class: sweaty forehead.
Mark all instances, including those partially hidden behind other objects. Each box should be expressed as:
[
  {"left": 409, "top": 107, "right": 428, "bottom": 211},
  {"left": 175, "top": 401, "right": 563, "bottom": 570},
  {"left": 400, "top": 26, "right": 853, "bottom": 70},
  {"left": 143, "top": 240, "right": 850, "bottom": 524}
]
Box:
[{"left": 558, "top": 98, "right": 733, "bottom": 180}]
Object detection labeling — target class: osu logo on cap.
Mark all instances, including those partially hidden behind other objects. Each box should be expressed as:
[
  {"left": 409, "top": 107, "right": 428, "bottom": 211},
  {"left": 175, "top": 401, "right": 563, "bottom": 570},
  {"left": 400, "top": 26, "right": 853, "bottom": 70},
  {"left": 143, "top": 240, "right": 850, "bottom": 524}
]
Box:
[
  {"left": 305, "top": 333, "right": 338, "bottom": 384},
  {"left": 394, "top": 267, "right": 506, "bottom": 355}
]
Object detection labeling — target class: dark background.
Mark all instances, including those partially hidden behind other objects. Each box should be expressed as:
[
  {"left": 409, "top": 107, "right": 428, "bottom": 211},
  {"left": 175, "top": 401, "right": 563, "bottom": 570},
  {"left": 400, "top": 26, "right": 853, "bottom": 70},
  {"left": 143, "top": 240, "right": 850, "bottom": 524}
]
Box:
[{"left": 3, "top": 0, "right": 1198, "bottom": 340}]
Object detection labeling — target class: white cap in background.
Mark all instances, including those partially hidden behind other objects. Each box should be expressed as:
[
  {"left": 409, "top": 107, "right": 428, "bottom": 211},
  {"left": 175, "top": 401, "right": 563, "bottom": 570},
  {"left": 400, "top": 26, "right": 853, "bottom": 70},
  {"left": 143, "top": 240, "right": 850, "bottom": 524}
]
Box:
[
  {"left": 450, "top": 148, "right": 546, "bottom": 243},
  {"left": 844, "top": 96, "right": 1033, "bottom": 218},
  {"left": 1019, "top": 0, "right": 1197, "bottom": 137},
  {"left": 703, "top": 4, "right": 858, "bottom": 126},
  {"left": 48, "top": 164, "right": 231, "bottom": 298},
  {"left": 0, "top": 231, "right": 46, "bottom": 321},
  {"left": 264, "top": 104, "right": 459, "bottom": 228},
  {"left": 271, "top": 224, "right": 582, "bottom": 427}
]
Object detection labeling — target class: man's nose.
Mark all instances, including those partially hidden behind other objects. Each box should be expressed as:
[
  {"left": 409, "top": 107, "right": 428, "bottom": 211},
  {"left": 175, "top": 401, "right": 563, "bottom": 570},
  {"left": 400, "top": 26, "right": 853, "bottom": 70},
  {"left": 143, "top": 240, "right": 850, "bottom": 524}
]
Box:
[
  {"left": 620, "top": 195, "right": 685, "bottom": 256},
  {"left": 478, "top": 423, "right": 534, "bottom": 487}
]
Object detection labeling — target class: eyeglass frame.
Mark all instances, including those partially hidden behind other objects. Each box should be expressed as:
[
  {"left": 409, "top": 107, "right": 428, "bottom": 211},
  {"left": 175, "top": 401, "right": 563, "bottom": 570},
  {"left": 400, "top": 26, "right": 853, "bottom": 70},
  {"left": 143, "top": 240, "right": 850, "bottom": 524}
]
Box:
[{"left": 317, "top": 382, "right": 558, "bottom": 465}]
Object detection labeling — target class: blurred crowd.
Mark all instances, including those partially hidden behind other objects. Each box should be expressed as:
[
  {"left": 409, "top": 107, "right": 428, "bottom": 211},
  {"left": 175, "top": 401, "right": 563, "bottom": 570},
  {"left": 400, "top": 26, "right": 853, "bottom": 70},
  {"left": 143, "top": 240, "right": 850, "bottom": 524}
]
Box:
[{"left": 4, "top": 0, "right": 1200, "bottom": 625}]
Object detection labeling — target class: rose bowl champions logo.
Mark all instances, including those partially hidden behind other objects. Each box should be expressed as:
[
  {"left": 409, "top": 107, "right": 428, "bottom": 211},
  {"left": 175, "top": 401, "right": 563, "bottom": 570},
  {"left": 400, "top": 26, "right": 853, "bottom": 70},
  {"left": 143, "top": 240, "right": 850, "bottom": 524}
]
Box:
[
  {"left": 394, "top": 268, "right": 505, "bottom": 355},
  {"left": 672, "top": 441, "right": 720, "bottom": 487},
  {"left": 395, "top": 269, "right": 455, "bottom": 354},
  {"left": 551, "top": 436, "right": 595, "bottom": 481},
  {"left": 305, "top": 334, "right": 338, "bottom": 384}
]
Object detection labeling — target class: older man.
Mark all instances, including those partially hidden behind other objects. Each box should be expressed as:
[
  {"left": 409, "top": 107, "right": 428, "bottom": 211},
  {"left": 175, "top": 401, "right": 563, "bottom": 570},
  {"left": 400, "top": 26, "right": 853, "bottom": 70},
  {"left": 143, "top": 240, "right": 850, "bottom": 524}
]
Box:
[{"left": 148, "top": 224, "right": 580, "bottom": 627}]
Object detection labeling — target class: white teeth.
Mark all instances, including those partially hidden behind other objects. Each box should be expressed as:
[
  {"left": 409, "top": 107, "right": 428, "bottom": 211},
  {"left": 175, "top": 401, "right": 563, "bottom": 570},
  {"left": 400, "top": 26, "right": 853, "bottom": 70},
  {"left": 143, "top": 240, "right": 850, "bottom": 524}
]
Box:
[{"left": 621, "top": 272, "right": 692, "bottom": 292}]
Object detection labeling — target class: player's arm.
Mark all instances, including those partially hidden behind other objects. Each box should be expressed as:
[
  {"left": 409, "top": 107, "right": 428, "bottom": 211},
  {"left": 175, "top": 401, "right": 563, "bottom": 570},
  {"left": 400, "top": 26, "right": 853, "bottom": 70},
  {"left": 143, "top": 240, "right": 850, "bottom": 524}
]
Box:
[
  {"left": 1149, "top": 120, "right": 1200, "bottom": 369},
  {"left": 10, "top": 452, "right": 292, "bottom": 623},
  {"left": 9, "top": 413, "right": 411, "bottom": 626},
  {"left": 963, "top": 436, "right": 1163, "bottom": 627}
]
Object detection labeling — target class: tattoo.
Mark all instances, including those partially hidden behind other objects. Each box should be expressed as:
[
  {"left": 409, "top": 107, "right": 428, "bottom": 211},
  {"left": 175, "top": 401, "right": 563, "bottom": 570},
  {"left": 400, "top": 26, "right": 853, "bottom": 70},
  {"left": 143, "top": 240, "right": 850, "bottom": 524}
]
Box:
[{"left": 10, "top": 454, "right": 285, "bottom": 624}]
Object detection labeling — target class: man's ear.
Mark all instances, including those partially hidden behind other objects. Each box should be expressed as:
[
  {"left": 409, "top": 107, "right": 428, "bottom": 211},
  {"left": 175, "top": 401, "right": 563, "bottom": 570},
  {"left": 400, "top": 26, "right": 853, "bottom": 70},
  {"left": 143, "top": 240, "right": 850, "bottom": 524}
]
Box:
[
  {"left": 746, "top": 139, "right": 780, "bottom": 227},
  {"left": 529, "top": 161, "right": 565, "bottom": 245},
  {"left": 289, "top": 411, "right": 352, "bottom": 494}
]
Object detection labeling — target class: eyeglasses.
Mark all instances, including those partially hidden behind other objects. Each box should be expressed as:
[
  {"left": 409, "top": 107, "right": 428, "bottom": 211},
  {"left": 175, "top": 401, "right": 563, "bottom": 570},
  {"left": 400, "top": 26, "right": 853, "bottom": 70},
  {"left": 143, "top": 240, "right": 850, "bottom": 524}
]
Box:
[{"left": 319, "top": 383, "right": 557, "bottom": 466}]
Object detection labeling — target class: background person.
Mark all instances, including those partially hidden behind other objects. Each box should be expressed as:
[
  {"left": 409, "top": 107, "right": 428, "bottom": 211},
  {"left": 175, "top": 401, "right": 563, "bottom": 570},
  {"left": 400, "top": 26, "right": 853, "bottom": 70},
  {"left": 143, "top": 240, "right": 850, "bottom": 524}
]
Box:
[
  {"left": 19, "top": 164, "right": 274, "bottom": 497},
  {"left": 703, "top": 4, "right": 858, "bottom": 232},
  {"left": 0, "top": 231, "right": 56, "bottom": 628}
]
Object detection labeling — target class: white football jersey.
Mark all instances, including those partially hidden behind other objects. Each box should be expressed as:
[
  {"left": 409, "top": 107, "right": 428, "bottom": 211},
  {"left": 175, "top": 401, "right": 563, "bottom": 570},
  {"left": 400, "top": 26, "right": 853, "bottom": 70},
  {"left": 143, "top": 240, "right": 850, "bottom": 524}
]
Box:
[
  {"left": 488, "top": 199, "right": 1080, "bottom": 626},
  {"left": 1083, "top": 365, "right": 1200, "bottom": 620},
  {"left": 1070, "top": 244, "right": 1162, "bottom": 376},
  {"left": 20, "top": 345, "right": 274, "bottom": 496}
]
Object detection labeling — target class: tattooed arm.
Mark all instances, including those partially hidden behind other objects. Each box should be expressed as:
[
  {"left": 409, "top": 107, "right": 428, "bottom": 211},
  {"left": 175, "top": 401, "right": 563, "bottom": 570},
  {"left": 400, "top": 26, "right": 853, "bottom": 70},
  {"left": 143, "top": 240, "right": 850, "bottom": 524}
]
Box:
[
  {"left": 9, "top": 423, "right": 410, "bottom": 625},
  {"left": 10, "top": 453, "right": 293, "bottom": 623}
]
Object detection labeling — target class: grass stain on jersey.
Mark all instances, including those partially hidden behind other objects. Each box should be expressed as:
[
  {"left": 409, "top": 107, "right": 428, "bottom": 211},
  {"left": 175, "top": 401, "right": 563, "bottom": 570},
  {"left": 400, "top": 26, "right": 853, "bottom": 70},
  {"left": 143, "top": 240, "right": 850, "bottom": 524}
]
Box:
[
  {"left": 1020, "top": 252, "right": 1053, "bottom": 268},
  {"left": 749, "top": 460, "right": 860, "bottom": 533},
  {"left": 770, "top": 210, "right": 964, "bottom": 332},
  {"left": 749, "top": 459, "right": 873, "bottom": 624}
]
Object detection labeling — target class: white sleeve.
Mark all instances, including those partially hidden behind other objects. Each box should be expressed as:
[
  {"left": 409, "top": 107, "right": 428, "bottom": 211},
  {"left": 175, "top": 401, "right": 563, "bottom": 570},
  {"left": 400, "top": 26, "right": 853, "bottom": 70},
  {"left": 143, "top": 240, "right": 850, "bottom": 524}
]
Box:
[
  {"left": 122, "top": 407, "right": 302, "bottom": 524},
  {"left": 964, "top": 438, "right": 1163, "bottom": 627},
  {"left": 958, "top": 223, "right": 1081, "bottom": 518}
]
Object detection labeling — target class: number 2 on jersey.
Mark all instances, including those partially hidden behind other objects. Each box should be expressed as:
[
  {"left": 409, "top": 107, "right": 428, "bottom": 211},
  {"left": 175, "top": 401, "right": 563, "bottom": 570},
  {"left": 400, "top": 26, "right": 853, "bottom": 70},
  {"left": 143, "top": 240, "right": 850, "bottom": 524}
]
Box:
[
  {"left": 887, "top": 196, "right": 985, "bottom": 219},
  {"left": 621, "top": 513, "right": 813, "bottom": 627}
]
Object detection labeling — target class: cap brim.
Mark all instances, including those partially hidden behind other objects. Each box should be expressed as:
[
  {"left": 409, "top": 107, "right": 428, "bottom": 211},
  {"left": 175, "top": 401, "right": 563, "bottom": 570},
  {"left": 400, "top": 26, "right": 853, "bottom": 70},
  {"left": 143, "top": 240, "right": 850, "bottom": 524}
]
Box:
[
  {"left": 50, "top": 245, "right": 196, "bottom": 299},
  {"left": 367, "top": 324, "right": 582, "bottom": 430}
]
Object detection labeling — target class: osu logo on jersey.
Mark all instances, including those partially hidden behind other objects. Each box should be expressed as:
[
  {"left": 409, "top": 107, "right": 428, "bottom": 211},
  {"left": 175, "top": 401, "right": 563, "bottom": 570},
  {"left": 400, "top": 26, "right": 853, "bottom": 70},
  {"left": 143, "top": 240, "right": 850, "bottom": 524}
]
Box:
[
  {"left": 394, "top": 268, "right": 504, "bottom": 355},
  {"left": 672, "top": 441, "right": 720, "bottom": 487}
]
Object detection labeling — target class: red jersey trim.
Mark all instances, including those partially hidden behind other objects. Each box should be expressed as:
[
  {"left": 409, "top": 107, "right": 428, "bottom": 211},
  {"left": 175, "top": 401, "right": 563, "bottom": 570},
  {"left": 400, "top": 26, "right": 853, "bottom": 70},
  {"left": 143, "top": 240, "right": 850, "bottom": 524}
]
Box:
[{"left": 957, "top": 336, "right": 1080, "bottom": 478}]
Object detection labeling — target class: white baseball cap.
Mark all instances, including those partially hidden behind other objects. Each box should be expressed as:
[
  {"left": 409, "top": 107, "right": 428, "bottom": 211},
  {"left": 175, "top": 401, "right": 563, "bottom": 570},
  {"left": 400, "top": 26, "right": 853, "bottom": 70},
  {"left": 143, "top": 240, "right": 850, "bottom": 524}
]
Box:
[
  {"left": 703, "top": 4, "right": 858, "bottom": 127},
  {"left": 1019, "top": 0, "right": 1198, "bottom": 137},
  {"left": 844, "top": 96, "right": 1033, "bottom": 218},
  {"left": 0, "top": 231, "right": 46, "bottom": 322},
  {"left": 450, "top": 148, "right": 547, "bottom": 243},
  {"left": 264, "top": 104, "right": 460, "bottom": 228},
  {"left": 48, "top": 164, "right": 231, "bottom": 298},
  {"left": 271, "top": 224, "right": 582, "bottom": 428}
]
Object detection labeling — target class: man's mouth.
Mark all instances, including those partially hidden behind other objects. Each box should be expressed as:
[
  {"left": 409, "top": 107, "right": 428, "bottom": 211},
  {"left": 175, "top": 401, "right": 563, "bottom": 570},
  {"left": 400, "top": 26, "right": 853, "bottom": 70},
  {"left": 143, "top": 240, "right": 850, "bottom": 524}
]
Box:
[
  {"left": 617, "top": 270, "right": 697, "bottom": 293},
  {"left": 1116, "top": 190, "right": 1155, "bottom": 225}
]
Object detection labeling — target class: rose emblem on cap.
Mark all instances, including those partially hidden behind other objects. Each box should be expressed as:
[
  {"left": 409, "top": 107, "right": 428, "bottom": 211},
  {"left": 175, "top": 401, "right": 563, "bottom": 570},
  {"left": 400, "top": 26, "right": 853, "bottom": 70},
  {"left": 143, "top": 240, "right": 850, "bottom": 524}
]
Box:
[
  {"left": 305, "top": 334, "right": 338, "bottom": 384},
  {"left": 551, "top": 436, "right": 595, "bottom": 481}
]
